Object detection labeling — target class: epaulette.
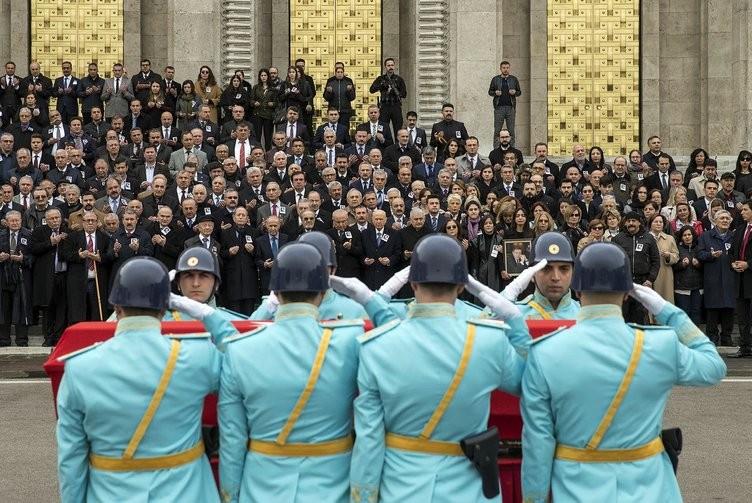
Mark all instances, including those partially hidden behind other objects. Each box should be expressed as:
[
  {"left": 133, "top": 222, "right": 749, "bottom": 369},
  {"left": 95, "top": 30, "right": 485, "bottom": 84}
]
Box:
[
  {"left": 319, "top": 319, "right": 365, "bottom": 329},
  {"left": 166, "top": 332, "right": 211, "bottom": 339},
  {"left": 358, "top": 319, "right": 399, "bottom": 344},
  {"left": 223, "top": 326, "right": 267, "bottom": 344},
  {"left": 467, "top": 317, "right": 510, "bottom": 330},
  {"left": 529, "top": 326, "right": 567, "bottom": 345},
  {"left": 216, "top": 307, "right": 248, "bottom": 320},
  {"left": 57, "top": 342, "right": 103, "bottom": 362},
  {"left": 627, "top": 322, "right": 667, "bottom": 331}
]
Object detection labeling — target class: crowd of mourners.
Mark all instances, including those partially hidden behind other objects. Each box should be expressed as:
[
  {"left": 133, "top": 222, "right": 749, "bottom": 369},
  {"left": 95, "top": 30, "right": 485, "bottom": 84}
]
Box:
[{"left": 0, "top": 56, "right": 749, "bottom": 349}]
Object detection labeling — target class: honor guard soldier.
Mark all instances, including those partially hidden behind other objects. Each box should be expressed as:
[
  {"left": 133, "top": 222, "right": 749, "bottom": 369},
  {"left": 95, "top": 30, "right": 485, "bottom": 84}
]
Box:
[
  {"left": 521, "top": 243, "right": 726, "bottom": 502},
  {"left": 167, "top": 246, "right": 246, "bottom": 322},
  {"left": 349, "top": 234, "right": 527, "bottom": 502},
  {"left": 249, "top": 231, "right": 368, "bottom": 321},
  {"left": 56, "top": 257, "right": 229, "bottom": 503},
  {"left": 219, "top": 242, "right": 364, "bottom": 502},
  {"left": 508, "top": 232, "right": 581, "bottom": 320}
]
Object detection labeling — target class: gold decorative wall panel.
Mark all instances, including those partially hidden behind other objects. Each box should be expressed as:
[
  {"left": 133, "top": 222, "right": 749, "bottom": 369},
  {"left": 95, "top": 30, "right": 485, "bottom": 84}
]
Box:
[
  {"left": 290, "top": 0, "right": 382, "bottom": 126},
  {"left": 31, "top": 0, "right": 124, "bottom": 81},
  {"left": 547, "top": 0, "right": 640, "bottom": 156}
]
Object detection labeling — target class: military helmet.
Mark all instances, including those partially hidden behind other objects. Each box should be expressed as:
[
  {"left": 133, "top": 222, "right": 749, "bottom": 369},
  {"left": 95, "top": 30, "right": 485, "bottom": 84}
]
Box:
[
  {"left": 297, "top": 231, "right": 337, "bottom": 268},
  {"left": 175, "top": 246, "right": 221, "bottom": 285},
  {"left": 531, "top": 232, "right": 574, "bottom": 264},
  {"left": 108, "top": 257, "right": 171, "bottom": 310},
  {"left": 270, "top": 242, "right": 329, "bottom": 292},
  {"left": 408, "top": 234, "right": 468, "bottom": 284},
  {"left": 572, "top": 242, "right": 632, "bottom": 292}
]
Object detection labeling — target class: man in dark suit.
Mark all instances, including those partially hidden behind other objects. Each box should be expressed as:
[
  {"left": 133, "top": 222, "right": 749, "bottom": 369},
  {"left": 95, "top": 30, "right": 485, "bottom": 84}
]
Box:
[
  {"left": 61, "top": 210, "right": 111, "bottom": 322},
  {"left": 405, "top": 111, "right": 428, "bottom": 150},
  {"left": 29, "top": 207, "right": 69, "bottom": 346},
  {"left": 424, "top": 194, "right": 447, "bottom": 233},
  {"left": 161, "top": 66, "right": 181, "bottom": 114},
  {"left": 130, "top": 59, "right": 161, "bottom": 105},
  {"left": 429, "top": 103, "right": 469, "bottom": 148},
  {"left": 220, "top": 106, "right": 254, "bottom": 145},
  {"left": 43, "top": 110, "right": 70, "bottom": 155},
  {"left": 327, "top": 208, "right": 362, "bottom": 278},
  {"left": 307, "top": 191, "right": 333, "bottom": 230},
  {"left": 105, "top": 208, "right": 154, "bottom": 289},
  {"left": 312, "top": 107, "right": 351, "bottom": 151},
  {"left": 158, "top": 111, "right": 182, "bottom": 149},
  {"left": 52, "top": 61, "right": 79, "bottom": 125},
  {"left": 146, "top": 205, "right": 183, "bottom": 271},
  {"left": 19, "top": 62, "right": 53, "bottom": 116},
  {"left": 187, "top": 105, "right": 219, "bottom": 147},
  {"left": 644, "top": 153, "right": 673, "bottom": 195},
  {"left": 280, "top": 171, "right": 314, "bottom": 206},
  {"left": 122, "top": 99, "right": 152, "bottom": 137},
  {"left": 76, "top": 62, "right": 106, "bottom": 124},
  {"left": 692, "top": 179, "right": 719, "bottom": 220},
  {"left": 286, "top": 138, "right": 315, "bottom": 172},
  {"left": 382, "top": 128, "right": 421, "bottom": 171},
  {"left": 0, "top": 210, "right": 33, "bottom": 346},
  {"left": 411, "top": 146, "right": 442, "bottom": 187},
  {"left": 342, "top": 129, "right": 374, "bottom": 172},
  {"left": 254, "top": 215, "right": 288, "bottom": 294},
  {"left": 219, "top": 206, "right": 260, "bottom": 315},
  {"left": 361, "top": 209, "right": 402, "bottom": 289},
  {"left": 183, "top": 212, "right": 221, "bottom": 262},
  {"left": 275, "top": 106, "right": 311, "bottom": 150},
  {"left": 731, "top": 200, "right": 752, "bottom": 357},
  {"left": 356, "top": 104, "right": 394, "bottom": 149}
]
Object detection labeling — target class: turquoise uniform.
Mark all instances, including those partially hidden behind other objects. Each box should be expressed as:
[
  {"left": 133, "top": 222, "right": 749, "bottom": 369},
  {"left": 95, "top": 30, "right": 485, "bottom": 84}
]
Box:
[
  {"left": 516, "top": 290, "right": 581, "bottom": 320},
  {"left": 521, "top": 303, "right": 727, "bottom": 503},
  {"left": 56, "top": 316, "right": 224, "bottom": 503},
  {"left": 219, "top": 303, "right": 364, "bottom": 503},
  {"left": 382, "top": 294, "right": 485, "bottom": 320},
  {"left": 249, "top": 289, "right": 368, "bottom": 321},
  {"left": 350, "top": 303, "right": 526, "bottom": 502}
]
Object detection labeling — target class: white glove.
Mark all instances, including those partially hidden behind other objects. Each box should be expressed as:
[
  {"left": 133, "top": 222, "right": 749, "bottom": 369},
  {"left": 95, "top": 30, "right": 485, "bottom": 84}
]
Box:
[
  {"left": 168, "top": 293, "right": 215, "bottom": 320},
  {"left": 265, "top": 291, "right": 280, "bottom": 314},
  {"left": 168, "top": 269, "right": 176, "bottom": 282},
  {"left": 465, "top": 276, "right": 522, "bottom": 320},
  {"left": 500, "top": 259, "right": 548, "bottom": 301},
  {"left": 329, "top": 276, "right": 375, "bottom": 305},
  {"left": 628, "top": 283, "right": 666, "bottom": 315},
  {"left": 377, "top": 267, "right": 411, "bottom": 298}
]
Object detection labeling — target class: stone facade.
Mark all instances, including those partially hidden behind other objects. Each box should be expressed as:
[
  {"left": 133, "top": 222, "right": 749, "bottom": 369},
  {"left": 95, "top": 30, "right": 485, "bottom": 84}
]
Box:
[{"left": 0, "top": 0, "right": 749, "bottom": 160}]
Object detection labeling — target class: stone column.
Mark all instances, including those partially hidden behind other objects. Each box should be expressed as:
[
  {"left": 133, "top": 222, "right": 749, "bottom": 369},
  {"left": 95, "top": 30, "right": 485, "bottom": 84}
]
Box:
[
  {"left": 732, "top": 0, "right": 752, "bottom": 152},
  {"left": 3, "top": 0, "right": 29, "bottom": 67},
  {"left": 166, "top": 0, "right": 221, "bottom": 81}
]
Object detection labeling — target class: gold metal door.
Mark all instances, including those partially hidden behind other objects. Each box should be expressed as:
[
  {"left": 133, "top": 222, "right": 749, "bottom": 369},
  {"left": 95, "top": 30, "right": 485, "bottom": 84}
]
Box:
[
  {"left": 290, "top": 0, "right": 382, "bottom": 127},
  {"left": 31, "top": 0, "right": 124, "bottom": 102},
  {"left": 547, "top": 0, "right": 640, "bottom": 156}
]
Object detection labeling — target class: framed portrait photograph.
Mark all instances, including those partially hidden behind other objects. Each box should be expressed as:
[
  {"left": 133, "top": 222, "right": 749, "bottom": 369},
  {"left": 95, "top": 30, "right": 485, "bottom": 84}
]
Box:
[{"left": 504, "top": 238, "right": 533, "bottom": 277}]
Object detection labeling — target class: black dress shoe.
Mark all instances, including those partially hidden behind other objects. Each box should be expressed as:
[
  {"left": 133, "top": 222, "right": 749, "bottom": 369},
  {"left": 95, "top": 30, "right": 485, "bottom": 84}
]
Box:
[
  {"left": 41, "top": 340, "right": 56, "bottom": 347},
  {"left": 720, "top": 339, "right": 734, "bottom": 347},
  {"left": 727, "top": 348, "right": 752, "bottom": 358}
]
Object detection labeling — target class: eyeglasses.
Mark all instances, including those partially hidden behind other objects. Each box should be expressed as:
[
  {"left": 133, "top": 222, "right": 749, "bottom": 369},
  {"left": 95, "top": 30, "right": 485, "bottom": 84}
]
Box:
[
  {"left": 592, "top": 226, "right": 604, "bottom": 230},
  {"left": 742, "top": 157, "right": 752, "bottom": 161},
  {"left": 445, "top": 226, "right": 458, "bottom": 230},
  {"left": 302, "top": 217, "right": 315, "bottom": 221}
]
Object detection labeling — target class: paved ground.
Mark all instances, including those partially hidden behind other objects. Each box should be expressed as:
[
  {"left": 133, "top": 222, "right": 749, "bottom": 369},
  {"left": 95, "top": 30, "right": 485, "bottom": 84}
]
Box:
[{"left": 1, "top": 356, "right": 751, "bottom": 502}]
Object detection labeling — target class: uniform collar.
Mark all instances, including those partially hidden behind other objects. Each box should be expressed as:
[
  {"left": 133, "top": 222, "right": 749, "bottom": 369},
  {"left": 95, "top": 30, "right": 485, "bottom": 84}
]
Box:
[
  {"left": 115, "top": 315, "right": 161, "bottom": 336},
  {"left": 532, "top": 288, "right": 573, "bottom": 310},
  {"left": 276, "top": 302, "right": 320, "bottom": 320},
  {"left": 406, "top": 302, "right": 456, "bottom": 318},
  {"left": 576, "top": 304, "right": 623, "bottom": 321}
]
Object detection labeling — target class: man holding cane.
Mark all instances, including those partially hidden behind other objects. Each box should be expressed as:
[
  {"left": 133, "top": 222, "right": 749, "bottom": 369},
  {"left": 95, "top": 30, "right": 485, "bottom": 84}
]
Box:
[{"left": 0, "top": 211, "right": 32, "bottom": 346}]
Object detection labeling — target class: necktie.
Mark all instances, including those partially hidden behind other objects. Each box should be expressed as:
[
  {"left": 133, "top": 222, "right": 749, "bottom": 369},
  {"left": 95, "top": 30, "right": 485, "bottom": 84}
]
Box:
[
  {"left": 297, "top": 193, "right": 303, "bottom": 203},
  {"left": 339, "top": 230, "right": 344, "bottom": 240},
  {"left": 64, "top": 77, "right": 69, "bottom": 88},
  {"left": 328, "top": 149, "right": 333, "bottom": 166},
  {"left": 371, "top": 124, "right": 376, "bottom": 137},
  {"left": 272, "top": 204, "right": 277, "bottom": 216},
  {"left": 239, "top": 142, "right": 246, "bottom": 166},
  {"left": 181, "top": 190, "right": 187, "bottom": 203},
  {"left": 185, "top": 149, "right": 191, "bottom": 158},
  {"left": 22, "top": 196, "right": 28, "bottom": 210},
  {"left": 10, "top": 233, "right": 16, "bottom": 253},
  {"left": 115, "top": 78, "right": 120, "bottom": 92},
  {"left": 187, "top": 218, "right": 193, "bottom": 228},
  {"left": 111, "top": 199, "right": 118, "bottom": 214},
  {"left": 55, "top": 125, "right": 62, "bottom": 139},
  {"left": 377, "top": 191, "right": 383, "bottom": 206},
  {"left": 358, "top": 146, "right": 364, "bottom": 156},
  {"left": 662, "top": 173, "right": 667, "bottom": 189},
  {"left": 432, "top": 216, "right": 438, "bottom": 231},
  {"left": 742, "top": 225, "right": 752, "bottom": 259},
  {"left": 363, "top": 181, "right": 369, "bottom": 191},
  {"left": 271, "top": 236, "right": 278, "bottom": 255},
  {"left": 409, "top": 128, "right": 415, "bottom": 144},
  {"left": 164, "top": 127, "right": 169, "bottom": 140},
  {"left": 376, "top": 231, "right": 382, "bottom": 246},
  {"left": 427, "top": 165, "right": 433, "bottom": 178},
  {"left": 469, "top": 157, "right": 475, "bottom": 169},
  {"left": 288, "top": 124, "right": 294, "bottom": 145},
  {"left": 203, "top": 237, "right": 210, "bottom": 249},
  {"left": 87, "top": 234, "right": 95, "bottom": 270},
  {"left": 132, "top": 115, "right": 137, "bottom": 129},
  {"left": 34, "top": 155, "right": 39, "bottom": 170}
]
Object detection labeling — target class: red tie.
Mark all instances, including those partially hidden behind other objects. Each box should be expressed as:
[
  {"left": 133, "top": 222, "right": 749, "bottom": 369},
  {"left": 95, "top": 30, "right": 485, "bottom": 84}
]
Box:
[
  {"left": 239, "top": 142, "right": 246, "bottom": 167},
  {"left": 87, "top": 234, "right": 95, "bottom": 270},
  {"left": 271, "top": 204, "right": 277, "bottom": 216},
  {"left": 742, "top": 225, "right": 752, "bottom": 259}
]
